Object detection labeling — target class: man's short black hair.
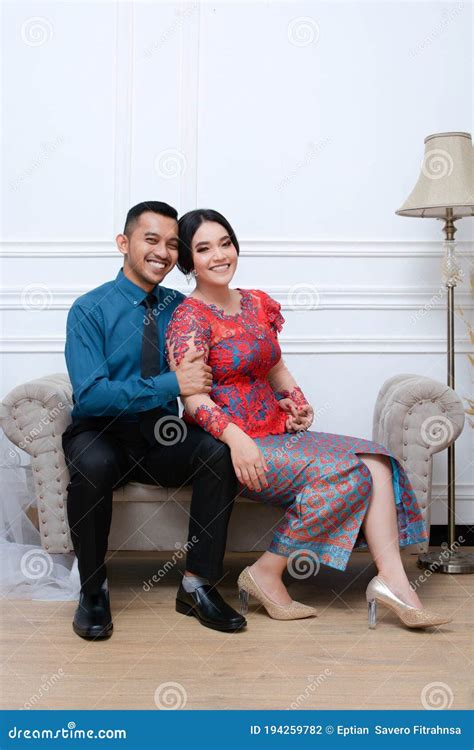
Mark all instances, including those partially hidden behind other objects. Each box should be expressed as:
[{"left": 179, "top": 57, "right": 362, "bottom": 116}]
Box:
[{"left": 123, "top": 201, "right": 178, "bottom": 237}]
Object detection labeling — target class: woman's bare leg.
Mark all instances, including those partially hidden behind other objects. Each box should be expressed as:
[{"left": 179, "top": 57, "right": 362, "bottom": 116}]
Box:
[{"left": 357, "top": 453, "right": 422, "bottom": 608}]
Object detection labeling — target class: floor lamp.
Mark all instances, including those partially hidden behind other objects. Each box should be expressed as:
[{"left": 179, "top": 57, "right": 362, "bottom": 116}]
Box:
[{"left": 396, "top": 131, "right": 474, "bottom": 574}]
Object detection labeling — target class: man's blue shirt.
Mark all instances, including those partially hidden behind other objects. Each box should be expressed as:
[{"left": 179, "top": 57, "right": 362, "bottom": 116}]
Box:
[{"left": 65, "top": 269, "right": 185, "bottom": 420}]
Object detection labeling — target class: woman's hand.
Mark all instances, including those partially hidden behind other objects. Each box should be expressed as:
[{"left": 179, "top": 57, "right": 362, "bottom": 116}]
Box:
[
  {"left": 221, "top": 424, "right": 269, "bottom": 492},
  {"left": 285, "top": 404, "right": 314, "bottom": 432},
  {"left": 278, "top": 397, "right": 299, "bottom": 418}
]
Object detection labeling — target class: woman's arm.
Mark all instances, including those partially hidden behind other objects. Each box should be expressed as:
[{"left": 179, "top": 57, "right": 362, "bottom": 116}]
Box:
[
  {"left": 180, "top": 392, "right": 269, "bottom": 492},
  {"left": 165, "top": 304, "right": 269, "bottom": 491},
  {"left": 177, "top": 377, "right": 270, "bottom": 492}
]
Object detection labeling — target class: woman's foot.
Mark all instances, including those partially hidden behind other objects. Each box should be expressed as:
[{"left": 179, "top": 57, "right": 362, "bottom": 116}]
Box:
[
  {"left": 238, "top": 567, "right": 317, "bottom": 620},
  {"left": 377, "top": 569, "right": 422, "bottom": 609},
  {"left": 248, "top": 561, "right": 293, "bottom": 605},
  {"left": 366, "top": 575, "right": 452, "bottom": 629}
]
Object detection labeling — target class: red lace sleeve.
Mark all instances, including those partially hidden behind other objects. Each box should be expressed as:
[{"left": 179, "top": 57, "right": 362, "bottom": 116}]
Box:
[
  {"left": 253, "top": 290, "right": 285, "bottom": 334},
  {"left": 194, "top": 404, "right": 231, "bottom": 438},
  {"left": 166, "top": 300, "right": 231, "bottom": 440},
  {"left": 276, "top": 386, "right": 309, "bottom": 408},
  {"left": 166, "top": 300, "right": 211, "bottom": 366}
]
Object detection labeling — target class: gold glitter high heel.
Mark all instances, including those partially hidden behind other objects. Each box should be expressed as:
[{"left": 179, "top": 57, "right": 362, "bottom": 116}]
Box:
[
  {"left": 366, "top": 575, "right": 452, "bottom": 629},
  {"left": 237, "top": 567, "right": 317, "bottom": 621}
]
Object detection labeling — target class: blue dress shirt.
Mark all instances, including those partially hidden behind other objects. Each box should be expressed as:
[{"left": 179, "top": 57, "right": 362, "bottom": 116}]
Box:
[{"left": 65, "top": 269, "right": 185, "bottom": 420}]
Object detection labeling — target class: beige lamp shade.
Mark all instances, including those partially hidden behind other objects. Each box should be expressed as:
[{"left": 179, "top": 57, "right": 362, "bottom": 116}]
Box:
[{"left": 396, "top": 131, "right": 474, "bottom": 219}]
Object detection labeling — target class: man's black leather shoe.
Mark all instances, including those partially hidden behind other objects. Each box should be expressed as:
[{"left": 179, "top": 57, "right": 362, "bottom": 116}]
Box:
[
  {"left": 176, "top": 584, "right": 247, "bottom": 632},
  {"left": 72, "top": 589, "right": 113, "bottom": 640}
]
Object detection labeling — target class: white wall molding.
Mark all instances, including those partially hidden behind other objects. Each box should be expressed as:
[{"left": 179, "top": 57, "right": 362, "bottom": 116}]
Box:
[
  {"left": 2, "top": 336, "right": 471, "bottom": 355},
  {"left": 240, "top": 240, "right": 474, "bottom": 259},
  {"left": 1, "top": 239, "right": 472, "bottom": 258},
  {"left": 1, "top": 285, "right": 472, "bottom": 311},
  {"left": 431, "top": 485, "right": 474, "bottom": 503},
  {"left": 430, "top": 486, "right": 474, "bottom": 525},
  {"left": 0, "top": 242, "right": 114, "bottom": 258}
]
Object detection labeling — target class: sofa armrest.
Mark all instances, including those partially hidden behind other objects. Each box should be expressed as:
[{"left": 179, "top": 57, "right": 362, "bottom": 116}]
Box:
[
  {"left": 372, "top": 373, "right": 465, "bottom": 550},
  {"left": 0, "top": 374, "right": 74, "bottom": 553}
]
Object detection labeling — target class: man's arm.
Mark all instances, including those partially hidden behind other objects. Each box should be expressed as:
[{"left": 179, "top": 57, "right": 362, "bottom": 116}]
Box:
[{"left": 65, "top": 303, "right": 179, "bottom": 417}]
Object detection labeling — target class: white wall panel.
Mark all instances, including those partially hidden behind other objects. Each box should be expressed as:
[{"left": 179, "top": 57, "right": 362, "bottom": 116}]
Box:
[
  {"left": 130, "top": 3, "right": 192, "bottom": 214},
  {"left": 196, "top": 2, "right": 472, "bottom": 240},
  {"left": 2, "top": 2, "right": 117, "bottom": 240}
]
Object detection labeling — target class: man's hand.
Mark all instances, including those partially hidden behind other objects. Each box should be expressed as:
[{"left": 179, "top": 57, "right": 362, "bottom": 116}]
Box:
[{"left": 175, "top": 349, "right": 213, "bottom": 396}]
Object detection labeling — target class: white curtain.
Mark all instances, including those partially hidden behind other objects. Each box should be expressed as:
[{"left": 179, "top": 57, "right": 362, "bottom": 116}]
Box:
[{"left": 0, "top": 432, "right": 80, "bottom": 600}]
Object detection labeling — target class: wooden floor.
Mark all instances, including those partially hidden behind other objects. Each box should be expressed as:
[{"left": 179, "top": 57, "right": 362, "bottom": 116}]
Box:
[{"left": 1, "top": 549, "right": 472, "bottom": 710}]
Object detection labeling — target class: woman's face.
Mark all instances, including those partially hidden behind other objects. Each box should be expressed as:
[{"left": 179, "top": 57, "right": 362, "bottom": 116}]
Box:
[{"left": 190, "top": 221, "right": 238, "bottom": 287}]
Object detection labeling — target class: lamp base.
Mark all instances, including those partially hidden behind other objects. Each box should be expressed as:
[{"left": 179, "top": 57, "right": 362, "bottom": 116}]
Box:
[{"left": 417, "top": 548, "right": 474, "bottom": 574}]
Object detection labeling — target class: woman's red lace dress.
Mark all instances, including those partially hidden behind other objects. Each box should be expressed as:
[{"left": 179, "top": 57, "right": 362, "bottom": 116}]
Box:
[{"left": 166, "top": 288, "right": 428, "bottom": 571}]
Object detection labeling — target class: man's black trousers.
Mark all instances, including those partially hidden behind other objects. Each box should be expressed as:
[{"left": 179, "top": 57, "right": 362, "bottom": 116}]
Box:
[{"left": 62, "top": 418, "right": 238, "bottom": 595}]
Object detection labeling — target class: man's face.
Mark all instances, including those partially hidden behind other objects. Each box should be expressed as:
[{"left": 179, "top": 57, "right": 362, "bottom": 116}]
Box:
[{"left": 117, "top": 211, "right": 179, "bottom": 291}]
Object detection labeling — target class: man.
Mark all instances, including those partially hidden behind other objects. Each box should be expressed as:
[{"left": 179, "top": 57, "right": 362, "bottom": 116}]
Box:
[{"left": 63, "top": 201, "right": 246, "bottom": 639}]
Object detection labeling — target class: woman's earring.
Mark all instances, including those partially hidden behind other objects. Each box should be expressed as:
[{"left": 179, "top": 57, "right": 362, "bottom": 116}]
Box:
[{"left": 186, "top": 269, "right": 196, "bottom": 285}]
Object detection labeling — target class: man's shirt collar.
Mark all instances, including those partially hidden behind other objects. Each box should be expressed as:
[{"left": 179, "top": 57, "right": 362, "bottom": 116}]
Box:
[{"left": 115, "top": 268, "right": 161, "bottom": 307}]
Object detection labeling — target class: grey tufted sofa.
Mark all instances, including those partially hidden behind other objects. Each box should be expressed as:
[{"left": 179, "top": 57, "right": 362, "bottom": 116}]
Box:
[{"left": 0, "top": 373, "right": 466, "bottom": 557}]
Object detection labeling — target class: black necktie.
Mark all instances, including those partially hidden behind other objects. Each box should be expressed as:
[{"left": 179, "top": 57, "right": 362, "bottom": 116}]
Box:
[
  {"left": 140, "top": 293, "right": 160, "bottom": 377},
  {"left": 139, "top": 293, "right": 164, "bottom": 444}
]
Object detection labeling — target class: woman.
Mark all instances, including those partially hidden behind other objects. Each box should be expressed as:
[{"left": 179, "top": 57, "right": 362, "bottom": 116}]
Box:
[{"left": 165, "top": 209, "right": 452, "bottom": 629}]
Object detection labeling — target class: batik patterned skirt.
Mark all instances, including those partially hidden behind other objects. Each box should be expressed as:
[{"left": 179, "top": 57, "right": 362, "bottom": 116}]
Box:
[{"left": 240, "top": 430, "right": 428, "bottom": 571}]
